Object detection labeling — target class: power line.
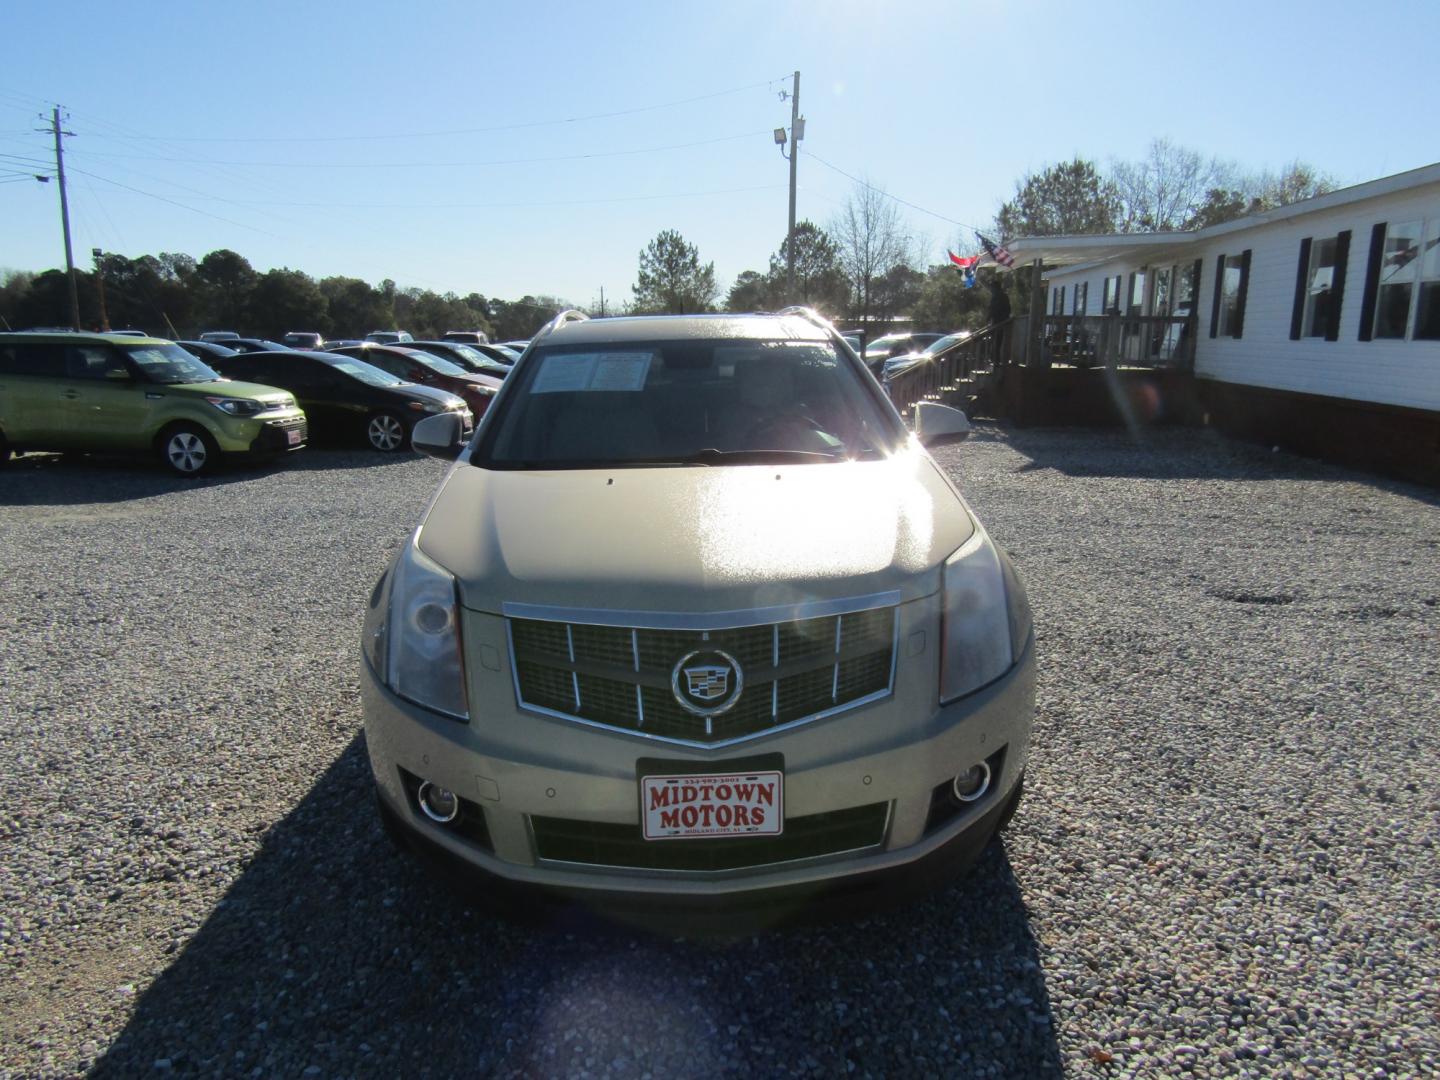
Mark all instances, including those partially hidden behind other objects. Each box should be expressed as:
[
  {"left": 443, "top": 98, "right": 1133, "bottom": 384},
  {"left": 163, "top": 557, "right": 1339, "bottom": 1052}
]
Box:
[
  {"left": 804, "top": 148, "right": 989, "bottom": 236},
  {"left": 68, "top": 128, "right": 774, "bottom": 170},
  {"left": 65, "top": 166, "right": 281, "bottom": 238},
  {"left": 166, "top": 182, "right": 788, "bottom": 210},
  {"left": 78, "top": 76, "right": 792, "bottom": 144}
]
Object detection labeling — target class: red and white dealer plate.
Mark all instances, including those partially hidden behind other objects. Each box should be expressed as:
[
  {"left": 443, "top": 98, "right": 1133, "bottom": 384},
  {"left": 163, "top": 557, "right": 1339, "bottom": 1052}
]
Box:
[{"left": 640, "top": 771, "right": 783, "bottom": 840}]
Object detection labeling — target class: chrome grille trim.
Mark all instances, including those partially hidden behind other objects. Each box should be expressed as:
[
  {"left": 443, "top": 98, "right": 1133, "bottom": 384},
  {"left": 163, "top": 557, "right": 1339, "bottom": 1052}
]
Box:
[
  {"left": 505, "top": 597, "right": 901, "bottom": 748},
  {"left": 502, "top": 591, "right": 902, "bottom": 631}
]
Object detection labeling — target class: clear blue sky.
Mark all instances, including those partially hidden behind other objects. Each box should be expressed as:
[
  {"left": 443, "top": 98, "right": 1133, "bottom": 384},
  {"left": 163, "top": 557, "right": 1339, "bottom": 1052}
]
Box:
[{"left": 1, "top": 0, "right": 1433, "bottom": 315}]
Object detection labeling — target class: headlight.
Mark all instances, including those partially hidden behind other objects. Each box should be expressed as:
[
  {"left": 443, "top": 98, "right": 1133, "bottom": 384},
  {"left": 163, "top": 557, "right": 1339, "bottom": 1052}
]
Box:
[
  {"left": 205, "top": 395, "right": 264, "bottom": 417},
  {"left": 407, "top": 400, "right": 444, "bottom": 413},
  {"left": 939, "top": 528, "right": 1031, "bottom": 702},
  {"left": 384, "top": 533, "right": 468, "bottom": 721}
]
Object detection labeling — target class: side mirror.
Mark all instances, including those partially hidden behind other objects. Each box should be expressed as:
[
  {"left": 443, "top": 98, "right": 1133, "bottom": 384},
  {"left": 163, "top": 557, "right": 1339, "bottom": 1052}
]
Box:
[
  {"left": 915, "top": 401, "right": 971, "bottom": 446},
  {"left": 105, "top": 368, "right": 133, "bottom": 382},
  {"left": 411, "top": 412, "right": 466, "bottom": 460}
]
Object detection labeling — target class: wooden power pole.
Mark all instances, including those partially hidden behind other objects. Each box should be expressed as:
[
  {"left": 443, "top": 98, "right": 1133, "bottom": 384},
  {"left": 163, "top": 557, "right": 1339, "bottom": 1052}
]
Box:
[{"left": 49, "top": 107, "right": 81, "bottom": 332}]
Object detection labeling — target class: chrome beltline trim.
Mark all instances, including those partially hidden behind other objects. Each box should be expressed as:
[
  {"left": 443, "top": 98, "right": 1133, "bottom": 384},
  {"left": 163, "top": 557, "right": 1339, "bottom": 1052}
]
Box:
[{"left": 500, "top": 590, "right": 903, "bottom": 630}]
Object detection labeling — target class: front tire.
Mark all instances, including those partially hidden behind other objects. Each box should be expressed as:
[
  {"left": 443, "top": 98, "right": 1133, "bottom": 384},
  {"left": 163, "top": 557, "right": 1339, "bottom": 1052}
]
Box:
[
  {"left": 366, "top": 411, "right": 409, "bottom": 453},
  {"left": 159, "top": 423, "right": 219, "bottom": 477}
]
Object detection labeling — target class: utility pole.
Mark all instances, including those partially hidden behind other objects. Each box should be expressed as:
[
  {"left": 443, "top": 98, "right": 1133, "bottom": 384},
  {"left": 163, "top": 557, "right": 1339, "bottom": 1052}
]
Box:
[
  {"left": 785, "top": 71, "right": 801, "bottom": 304},
  {"left": 48, "top": 107, "right": 80, "bottom": 331},
  {"left": 599, "top": 286, "right": 606, "bottom": 317},
  {"left": 92, "top": 248, "right": 110, "bottom": 331}
]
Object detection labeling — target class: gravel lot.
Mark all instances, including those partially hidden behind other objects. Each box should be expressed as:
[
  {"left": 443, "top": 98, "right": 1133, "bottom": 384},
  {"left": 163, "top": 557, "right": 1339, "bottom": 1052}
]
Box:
[{"left": 1, "top": 428, "right": 1437, "bottom": 1078}]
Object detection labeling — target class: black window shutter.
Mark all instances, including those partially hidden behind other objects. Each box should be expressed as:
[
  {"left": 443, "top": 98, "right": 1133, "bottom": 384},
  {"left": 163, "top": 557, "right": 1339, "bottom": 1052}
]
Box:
[
  {"left": 1210, "top": 255, "right": 1225, "bottom": 338},
  {"left": 1326, "top": 230, "right": 1351, "bottom": 341},
  {"left": 1358, "top": 222, "right": 1387, "bottom": 342},
  {"left": 1290, "top": 238, "right": 1312, "bottom": 340},
  {"left": 1126, "top": 272, "right": 1136, "bottom": 313},
  {"left": 1233, "top": 250, "right": 1252, "bottom": 338}
]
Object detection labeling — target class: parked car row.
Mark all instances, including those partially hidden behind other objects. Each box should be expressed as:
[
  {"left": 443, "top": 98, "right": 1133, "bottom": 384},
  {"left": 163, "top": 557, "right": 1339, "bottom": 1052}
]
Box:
[{"left": 0, "top": 331, "right": 483, "bottom": 474}]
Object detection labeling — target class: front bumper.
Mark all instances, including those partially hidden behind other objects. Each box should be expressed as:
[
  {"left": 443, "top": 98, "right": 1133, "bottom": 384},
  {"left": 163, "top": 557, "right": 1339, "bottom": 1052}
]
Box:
[
  {"left": 210, "top": 409, "right": 308, "bottom": 455},
  {"left": 361, "top": 607, "right": 1035, "bottom": 899}
]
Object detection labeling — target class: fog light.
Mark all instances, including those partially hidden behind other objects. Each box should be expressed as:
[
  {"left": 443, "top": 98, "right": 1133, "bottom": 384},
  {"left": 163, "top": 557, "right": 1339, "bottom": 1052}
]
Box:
[
  {"left": 417, "top": 781, "right": 460, "bottom": 823},
  {"left": 952, "top": 761, "right": 991, "bottom": 803}
]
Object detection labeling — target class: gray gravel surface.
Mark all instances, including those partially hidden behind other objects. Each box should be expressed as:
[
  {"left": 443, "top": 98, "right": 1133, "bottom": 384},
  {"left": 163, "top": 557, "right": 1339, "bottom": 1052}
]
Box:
[{"left": 1, "top": 430, "right": 1437, "bottom": 1078}]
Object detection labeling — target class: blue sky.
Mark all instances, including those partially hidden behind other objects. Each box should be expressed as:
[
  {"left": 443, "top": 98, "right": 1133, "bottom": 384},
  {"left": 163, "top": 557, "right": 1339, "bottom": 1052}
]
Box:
[{"left": 1, "top": 0, "right": 1433, "bottom": 314}]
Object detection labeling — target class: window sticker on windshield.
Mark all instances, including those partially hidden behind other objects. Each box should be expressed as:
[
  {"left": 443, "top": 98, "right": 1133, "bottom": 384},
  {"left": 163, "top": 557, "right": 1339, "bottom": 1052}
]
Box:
[{"left": 531, "top": 352, "right": 653, "bottom": 393}]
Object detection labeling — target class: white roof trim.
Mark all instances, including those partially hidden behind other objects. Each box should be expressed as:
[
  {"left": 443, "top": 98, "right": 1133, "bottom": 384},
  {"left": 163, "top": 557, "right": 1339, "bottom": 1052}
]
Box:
[{"left": 1007, "top": 159, "right": 1440, "bottom": 269}]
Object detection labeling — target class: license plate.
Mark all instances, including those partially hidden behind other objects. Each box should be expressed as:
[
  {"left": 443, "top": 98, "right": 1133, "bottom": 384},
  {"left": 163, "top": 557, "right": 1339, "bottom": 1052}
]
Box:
[
  {"left": 286, "top": 429, "right": 302, "bottom": 446},
  {"left": 640, "top": 771, "right": 783, "bottom": 840}
]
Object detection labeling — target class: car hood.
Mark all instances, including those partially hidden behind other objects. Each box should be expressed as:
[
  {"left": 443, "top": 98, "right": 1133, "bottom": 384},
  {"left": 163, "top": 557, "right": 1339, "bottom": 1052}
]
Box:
[
  {"left": 388, "top": 382, "right": 465, "bottom": 407},
  {"left": 178, "top": 379, "right": 295, "bottom": 404},
  {"left": 418, "top": 448, "right": 974, "bottom": 615}
]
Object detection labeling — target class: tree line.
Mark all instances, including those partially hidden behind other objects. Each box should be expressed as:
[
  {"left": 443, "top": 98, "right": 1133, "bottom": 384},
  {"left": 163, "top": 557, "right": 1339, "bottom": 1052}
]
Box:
[
  {"left": 0, "top": 249, "right": 565, "bottom": 342},
  {"left": 630, "top": 140, "right": 1335, "bottom": 333},
  {"left": 1, "top": 139, "right": 1335, "bottom": 338}
]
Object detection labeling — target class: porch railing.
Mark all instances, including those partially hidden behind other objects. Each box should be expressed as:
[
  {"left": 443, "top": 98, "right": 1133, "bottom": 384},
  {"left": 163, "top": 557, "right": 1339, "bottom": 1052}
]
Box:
[
  {"left": 1034, "top": 314, "right": 1197, "bottom": 370},
  {"left": 884, "top": 323, "right": 1004, "bottom": 417}
]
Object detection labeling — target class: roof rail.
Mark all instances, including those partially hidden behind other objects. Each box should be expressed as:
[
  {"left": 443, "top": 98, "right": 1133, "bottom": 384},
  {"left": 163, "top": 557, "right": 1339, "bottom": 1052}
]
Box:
[
  {"left": 776, "top": 305, "right": 831, "bottom": 330},
  {"left": 532, "top": 308, "right": 590, "bottom": 344}
]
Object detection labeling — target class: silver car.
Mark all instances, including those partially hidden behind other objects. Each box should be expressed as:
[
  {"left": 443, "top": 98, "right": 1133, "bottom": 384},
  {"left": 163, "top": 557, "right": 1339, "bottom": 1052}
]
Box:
[{"left": 361, "top": 309, "right": 1034, "bottom": 905}]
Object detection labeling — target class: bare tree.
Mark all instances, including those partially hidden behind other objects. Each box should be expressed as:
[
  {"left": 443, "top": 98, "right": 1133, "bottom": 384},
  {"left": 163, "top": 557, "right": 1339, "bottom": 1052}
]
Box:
[
  {"left": 1112, "top": 138, "right": 1234, "bottom": 232},
  {"left": 830, "top": 180, "right": 910, "bottom": 324}
]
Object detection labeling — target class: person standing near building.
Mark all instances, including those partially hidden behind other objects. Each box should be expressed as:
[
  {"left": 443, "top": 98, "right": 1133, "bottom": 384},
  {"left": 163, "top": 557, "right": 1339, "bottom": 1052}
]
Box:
[{"left": 987, "top": 275, "right": 1012, "bottom": 365}]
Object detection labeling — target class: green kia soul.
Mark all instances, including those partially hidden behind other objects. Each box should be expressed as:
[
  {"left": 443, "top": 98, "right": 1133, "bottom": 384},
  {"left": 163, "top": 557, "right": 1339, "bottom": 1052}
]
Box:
[{"left": 0, "top": 332, "right": 308, "bottom": 475}]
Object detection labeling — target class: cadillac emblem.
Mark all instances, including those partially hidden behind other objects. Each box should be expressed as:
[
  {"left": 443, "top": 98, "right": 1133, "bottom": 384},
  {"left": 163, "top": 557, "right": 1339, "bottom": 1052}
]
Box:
[{"left": 671, "top": 648, "right": 744, "bottom": 717}]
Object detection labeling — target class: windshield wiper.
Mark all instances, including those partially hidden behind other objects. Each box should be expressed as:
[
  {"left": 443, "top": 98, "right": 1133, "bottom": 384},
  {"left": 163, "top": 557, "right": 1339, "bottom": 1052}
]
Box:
[
  {"left": 626, "top": 448, "right": 842, "bottom": 466},
  {"left": 477, "top": 449, "right": 843, "bottom": 471}
]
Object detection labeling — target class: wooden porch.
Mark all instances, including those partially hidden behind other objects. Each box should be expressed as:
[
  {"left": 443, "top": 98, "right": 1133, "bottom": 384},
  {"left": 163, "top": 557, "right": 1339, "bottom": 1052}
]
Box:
[{"left": 884, "top": 312, "right": 1201, "bottom": 428}]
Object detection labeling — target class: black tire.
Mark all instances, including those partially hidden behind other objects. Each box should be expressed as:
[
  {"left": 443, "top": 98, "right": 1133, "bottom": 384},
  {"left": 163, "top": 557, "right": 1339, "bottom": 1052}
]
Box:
[
  {"left": 0, "top": 432, "right": 10, "bottom": 466},
  {"left": 158, "top": 423, "right": 220, "bottom": 477},
  {"left": 365, "top": 410, "right": 410, "bottom": 453}
]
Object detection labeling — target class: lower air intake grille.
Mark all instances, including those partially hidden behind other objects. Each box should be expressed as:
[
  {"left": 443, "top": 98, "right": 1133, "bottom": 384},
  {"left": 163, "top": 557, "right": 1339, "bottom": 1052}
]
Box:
[{"left": 531, "top": 802, "right": 890, "bottom": 871}]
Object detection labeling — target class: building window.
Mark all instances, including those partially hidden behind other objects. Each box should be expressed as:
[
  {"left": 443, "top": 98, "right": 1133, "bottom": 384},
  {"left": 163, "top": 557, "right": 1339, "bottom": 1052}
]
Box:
[
  {"left": 1290, "top": 232, "right": 1351, "bottom": 343},
  {"left": 1374, "top": 220, "right": 1422, "bottom": 339},
  {"left": 1151, "top": 266, "right": 1173, "bottom": 316},
  {"left": 1413, "top": 219, "right": 1440, "bottom": 340},
  {"left": 1073, "top": 281, "right": 1088, "bottom": 316},
  {"left": 1102, "top": 275, "right": 1122, "bottom": 314},
  {"left": 1211, "top": 252, "right": 1250, "bottom": 338},
  {"left": 1302, "top": 238, "right": 1340, "bottom": 337},
  {"left": 1129, "top": 271, "right": 1146, "bottom": 314}
]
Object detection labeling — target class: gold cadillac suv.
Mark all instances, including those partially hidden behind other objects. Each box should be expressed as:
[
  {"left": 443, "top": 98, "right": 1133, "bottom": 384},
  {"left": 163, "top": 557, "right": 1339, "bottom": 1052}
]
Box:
[{"left": 360, "top": 309, "right": 1034, "bottom": 908}]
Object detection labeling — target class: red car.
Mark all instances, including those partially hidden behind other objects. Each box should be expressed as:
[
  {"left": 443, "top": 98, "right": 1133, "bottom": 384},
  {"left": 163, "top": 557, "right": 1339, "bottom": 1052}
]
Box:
[{"left": 330, "top": 344, "right": 500, "bottom": 418}]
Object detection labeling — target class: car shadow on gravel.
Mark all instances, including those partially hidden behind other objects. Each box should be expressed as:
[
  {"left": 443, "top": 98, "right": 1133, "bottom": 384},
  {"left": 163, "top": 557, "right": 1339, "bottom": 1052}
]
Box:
[
  {"left": 0, "top": 452, "right": 263, "bottom": 505},
  {"left": 93, "top": 735, "right": 1062, "bottom": 1077},
  {"left": 0, "top": 449, "right": 427, "bottom": 505}
]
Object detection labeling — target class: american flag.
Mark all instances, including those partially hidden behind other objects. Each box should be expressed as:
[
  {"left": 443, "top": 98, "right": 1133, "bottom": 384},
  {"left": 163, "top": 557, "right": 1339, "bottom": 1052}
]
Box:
[{"left": 976, "top": 233, "right": 1015, "bottom": 268}]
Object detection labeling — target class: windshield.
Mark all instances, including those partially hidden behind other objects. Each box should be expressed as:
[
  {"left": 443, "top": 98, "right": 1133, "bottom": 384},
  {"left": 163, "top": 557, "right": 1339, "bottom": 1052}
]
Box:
[
  {"left": 491, "top": 345, "right": 521, "bottom": 363},
  {"left": 407, "top": 350, "right": 469, "bottom": 377},
  {"left": 324, "top": 356, "right": 405, "bottom": 387},
  {"left": 124, "top": 344, "right": 220, "bottom": 384},
  {"left": 448, "top": 343, "right": 509, "bottom": 375},
  {"left": 924, "top": 334, "right": 966, "bottom": 354},
  {"left": 477, "top": 338, "right": 907, "bottom": 469}
]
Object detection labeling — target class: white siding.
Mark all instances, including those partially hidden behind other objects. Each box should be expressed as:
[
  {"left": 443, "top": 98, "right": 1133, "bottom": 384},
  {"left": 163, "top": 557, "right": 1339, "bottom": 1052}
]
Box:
[{"left": 1191, "top": 184, "right": 1440, "bottom": 410}]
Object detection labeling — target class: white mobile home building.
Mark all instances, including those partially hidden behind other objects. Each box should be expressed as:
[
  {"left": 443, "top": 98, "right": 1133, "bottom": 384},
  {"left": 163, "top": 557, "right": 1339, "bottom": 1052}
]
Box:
[{"left": 1007, "top": 162, "right": 1440, "bottom": 483}]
